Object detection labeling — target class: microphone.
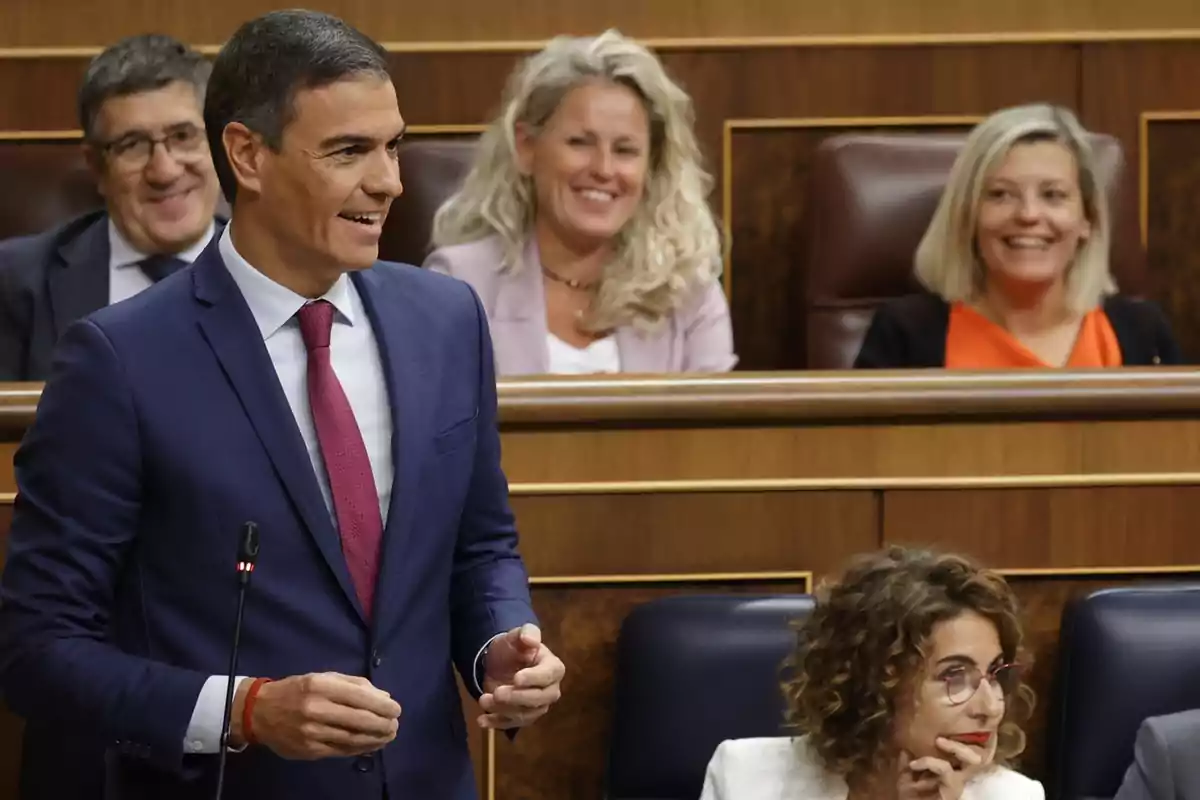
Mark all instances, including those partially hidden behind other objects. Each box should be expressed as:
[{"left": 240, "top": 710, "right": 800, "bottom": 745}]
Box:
[{"left": 214, "top": 522, "right": 260, "bottom": 799}]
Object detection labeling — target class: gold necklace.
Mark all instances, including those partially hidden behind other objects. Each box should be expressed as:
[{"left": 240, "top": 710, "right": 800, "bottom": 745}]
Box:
[{"left": 541, "top": 265, "right": 600, "bottom": 292}]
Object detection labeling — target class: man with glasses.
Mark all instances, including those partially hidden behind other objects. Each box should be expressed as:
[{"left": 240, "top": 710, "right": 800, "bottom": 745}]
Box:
[{"left": 0, "top": 33, "right": 222, "bottom": 381}]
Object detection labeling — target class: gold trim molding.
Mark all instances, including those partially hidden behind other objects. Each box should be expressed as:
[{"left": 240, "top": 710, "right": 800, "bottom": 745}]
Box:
[
  {"left": 720, "top": 115, "right": 982, "bottom": 298},
  {"left": 998, "top": 564, "right": 1200, "bottom": 578},
  {"left": 6, "top": 472, "right": 1200, "bottom": 505},
  {"left": 486, "top": 729, "right": 495, "bottom": 800},
  {"left": 1138, "top": 110, "right": 1200, "bottom": 248},
  {"left": 5, "top": 29, "right": 1200, "bottom": 59},
  {"left": 507, "top": 472, "right": 1200, "bottom": 496},
  {"left": 0, "top": 130, "right": 83, "bottom": 141},
  {"left": 530, "top": 570, "right": 813, "bottom": 587}
]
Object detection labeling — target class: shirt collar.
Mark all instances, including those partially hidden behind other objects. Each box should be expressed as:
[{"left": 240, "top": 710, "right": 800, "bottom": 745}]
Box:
[
  {"left": 217, "top": 224, "right": 357, "bottom": 340},
  {"left": 108, "top": 217, "right": 215, "bottom": 270}
]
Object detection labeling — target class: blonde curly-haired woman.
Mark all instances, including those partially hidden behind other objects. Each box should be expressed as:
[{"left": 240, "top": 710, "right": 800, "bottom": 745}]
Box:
[{"left": 423, "top": 30, "right": 735, "bottom": 376}]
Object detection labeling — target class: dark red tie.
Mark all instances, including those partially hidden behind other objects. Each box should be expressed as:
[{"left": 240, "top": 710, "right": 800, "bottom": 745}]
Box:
[{"left": 298, "top": 300, "right": 383, "bottom": 617}]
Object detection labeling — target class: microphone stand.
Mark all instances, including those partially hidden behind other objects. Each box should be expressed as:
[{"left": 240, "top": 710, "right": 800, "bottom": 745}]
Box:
[{"left": 215, "top": 522, "right": 260, "bottom": 800}]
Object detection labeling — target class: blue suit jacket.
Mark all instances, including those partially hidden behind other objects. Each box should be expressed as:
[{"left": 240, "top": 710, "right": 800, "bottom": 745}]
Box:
[{"left": 0, "top": 240, "right": 536, "bottom": 800}]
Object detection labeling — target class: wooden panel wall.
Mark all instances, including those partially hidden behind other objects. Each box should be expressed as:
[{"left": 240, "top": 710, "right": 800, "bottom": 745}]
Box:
[
  {"left": 5, "top": 374, "right": 1200, "bottom": 799},
  {"left": 3, "top": 0, "right": 1200, "bottom": 48},
  {"left": 1078, "top": 42, "right": 1200, "bottom": 359},
  {"left": 4, "top": 479, "right": 1200, "bottom": 798},
  {"left": 6, "top": 39, "right": 1200, "bottom": 367}
]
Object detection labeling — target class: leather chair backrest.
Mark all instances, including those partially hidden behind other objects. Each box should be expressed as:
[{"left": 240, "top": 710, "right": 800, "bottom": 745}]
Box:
[
  {"left": 605, "top": 594, "right": 815, "bottom": 800},
  {"left": 804, "top": 131, "right": 1144, "bottom": 369},
  {"left": 0, "top": 142, "right": 103, "bottom": 242},
  {"left": 1048, "top": 585, "right": 1200, "bottom": 800},
  {"left": 379, "top": 137, "right": 477, "bottom": 266}
]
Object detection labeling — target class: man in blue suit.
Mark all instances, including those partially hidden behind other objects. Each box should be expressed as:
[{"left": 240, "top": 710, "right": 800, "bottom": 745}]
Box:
[
  {"left": 0, "top": 33, "right": 224, "bottom": 381},
  {"left": 0, "top": 10, "right": 564, "bottom": 800}
]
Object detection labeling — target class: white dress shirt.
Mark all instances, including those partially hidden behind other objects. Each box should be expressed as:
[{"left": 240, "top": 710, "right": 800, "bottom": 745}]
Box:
[
  {"left": 545, "top": 333, "right": 620, "bottom": 374},
  {"left": 107, "top": 218, "right": 214, "bottom": 304},
  {"left": 700, "top": 736, "right": 1045, "bottom": 800}
]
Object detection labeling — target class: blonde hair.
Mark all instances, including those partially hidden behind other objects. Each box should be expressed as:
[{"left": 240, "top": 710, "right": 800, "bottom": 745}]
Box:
[
  {"left": 430, "top": 29, "right": 722, "bottom": 331},
  {"left": 915, "top": 103, "right": 1115, "bottom": 313}
]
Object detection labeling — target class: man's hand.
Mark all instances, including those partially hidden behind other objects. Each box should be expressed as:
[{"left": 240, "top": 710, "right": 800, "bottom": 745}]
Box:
[
  {"left": 232, "top": 672, "right": 401, "bottom": 760},
  {"left": 479, "top": 624, "right": 565, "bottom": 730}
]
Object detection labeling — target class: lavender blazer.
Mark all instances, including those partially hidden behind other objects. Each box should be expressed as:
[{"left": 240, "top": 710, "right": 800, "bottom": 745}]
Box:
[{"left": 422, "top": 235, "right": 737, "bottom": 376}]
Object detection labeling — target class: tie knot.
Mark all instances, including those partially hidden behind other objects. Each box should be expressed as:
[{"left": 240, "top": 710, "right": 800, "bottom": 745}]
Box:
[
  {"left": 139, "top": 254, "right": 187, "bottom": 283},
  {"left": 298, "top": 299, "right": 335, "bottom": 352}
]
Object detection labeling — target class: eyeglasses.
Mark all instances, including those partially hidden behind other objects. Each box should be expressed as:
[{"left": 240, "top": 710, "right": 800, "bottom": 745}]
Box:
[
  {"left": 938, "top": 662, "right": 1019, "bottom": 706},
  {"left": 99, "top": 124, "right": 208, "bottom": 171}
]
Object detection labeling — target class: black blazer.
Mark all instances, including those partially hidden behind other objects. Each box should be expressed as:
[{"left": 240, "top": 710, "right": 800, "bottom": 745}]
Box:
[
  {"left": 0, "top": 210, "right": 225, "bottom": 381},
  {"left": 854, "top": 292, "right": 1184, "bottom": 368}
]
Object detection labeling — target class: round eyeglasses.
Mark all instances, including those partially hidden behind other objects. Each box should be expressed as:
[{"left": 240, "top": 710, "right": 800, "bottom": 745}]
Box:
[{"left": 939, "top": 662, "right": 1019, "bottom": 706}]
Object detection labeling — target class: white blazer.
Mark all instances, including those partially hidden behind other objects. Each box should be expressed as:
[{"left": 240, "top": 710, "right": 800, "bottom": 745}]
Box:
[{"left": 699, "top": 737, "right": 1045, "bottom": 800}]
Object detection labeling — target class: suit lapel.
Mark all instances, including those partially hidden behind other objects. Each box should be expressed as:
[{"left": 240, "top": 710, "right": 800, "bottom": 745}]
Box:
[
  {"left": 489, "top": 241, "right": 549, "bottom": 375},
  {"left": 48, "top": 213, "right": 111, "bottom": 341},
  {"left": 192, "top": 250, "right": 366, "bottom": 623},
  {"left": 352, "top": 267, "right": 436, "bottom": 636}
]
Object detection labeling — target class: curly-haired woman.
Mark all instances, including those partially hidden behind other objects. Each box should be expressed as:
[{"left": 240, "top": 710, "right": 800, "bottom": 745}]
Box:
[
  {"left": 700, "top": 547, "right": 1044, "bottom": 800},
  {"left": 424, "top": 30, "right": 735, "bottom": 376}
]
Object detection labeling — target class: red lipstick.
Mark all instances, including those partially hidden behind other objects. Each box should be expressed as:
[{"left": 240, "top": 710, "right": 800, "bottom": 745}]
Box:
[{"left": 950, "top": 732, "right": 992, "bottom": 746}]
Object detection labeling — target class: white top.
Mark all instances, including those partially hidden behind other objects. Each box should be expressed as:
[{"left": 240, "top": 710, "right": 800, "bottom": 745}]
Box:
[
  {"left": 181, "top": 224, "right": 394, "bottom": 756},
  {"left": 107, "top": 218, "right": 215, "bottom": 304},
  {"left": 545, "top": 333, "right": 621, "bottom": 374},
  {"left": 700, "top": 737, "right": 1045, "bottom": 800}
]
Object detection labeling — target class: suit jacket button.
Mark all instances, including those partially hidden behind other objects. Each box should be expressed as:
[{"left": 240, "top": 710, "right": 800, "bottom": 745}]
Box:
[
  {"left": 354, "top": 755, "right": 374, "bottom": 773},
  {"left": 372, "top": 650, "right": 383, "bottom": 668}
]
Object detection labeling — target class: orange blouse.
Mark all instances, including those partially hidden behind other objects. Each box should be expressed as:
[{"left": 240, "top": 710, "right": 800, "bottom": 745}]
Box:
[{"left": 944, "top": 302, "right": 1123, "bottom": 368}]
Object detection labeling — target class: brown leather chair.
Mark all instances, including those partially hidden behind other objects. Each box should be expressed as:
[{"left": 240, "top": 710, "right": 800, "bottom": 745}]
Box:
[
  {"left": 380, "top": 137, "right": 478, "bottom": 266},
  {"left": 0, "top": 142, "right": 103, "bottom": 242},
  {"left": 804, "top": 132, "right": 1145, "bottom": 369}
]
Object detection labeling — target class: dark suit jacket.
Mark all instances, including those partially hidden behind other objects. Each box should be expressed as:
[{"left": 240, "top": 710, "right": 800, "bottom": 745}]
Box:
[
  {"left": 0, "top": 209, "right": 226, "bottom": 799},
  {"left": 0, "top": 210, "right": 224, "bottom": 381},
  {"left": 1114, "top": 709, "right": 1200, "bottom": 800},
  {"left": 0, "top": 208, "right": 111, "bottom": 798},
  {"left": 854, "top": 291, "right": 1184, "bottom": 368},
  {"left": 0, "top": 239, "right": 536, "bottom": 799}
]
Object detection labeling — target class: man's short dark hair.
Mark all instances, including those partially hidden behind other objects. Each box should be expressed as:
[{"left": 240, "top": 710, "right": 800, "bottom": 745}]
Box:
[
  {"left": 204, "top": 10, "right": 391, "bottom": 203},
  {"left": 79, "top": 34, "right": 211, "bottom": 142}
]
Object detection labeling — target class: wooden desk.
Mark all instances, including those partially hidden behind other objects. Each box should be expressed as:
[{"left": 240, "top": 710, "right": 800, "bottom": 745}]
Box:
[{"left": 3, "top": 371, "right": 1200, "bottom": 799}]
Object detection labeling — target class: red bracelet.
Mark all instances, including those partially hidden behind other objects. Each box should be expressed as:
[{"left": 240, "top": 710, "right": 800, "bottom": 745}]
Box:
[{"left": 242, "top": 678, "right": 273, "bottom": 745}]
